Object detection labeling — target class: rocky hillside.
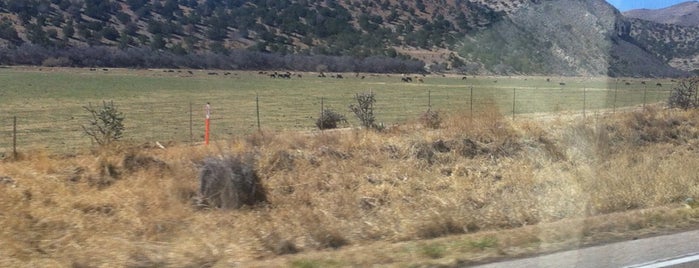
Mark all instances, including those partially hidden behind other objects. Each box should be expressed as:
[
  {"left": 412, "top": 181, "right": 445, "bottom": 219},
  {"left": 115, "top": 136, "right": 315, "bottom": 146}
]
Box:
[
  {"left": 623, "top": 1, "right": 699, "bottom": 27},
  {"left": 456, "top": 0, "right": 691, "bottom": 76},
  {"left": 621, "top": 1, "right": 699, "bottom": 73},
  {"left": 0, "top": 0, "right": 694, "bottom": 76},
  {"left": 627, "top": 18, "right": 699, "bottom": 73}
]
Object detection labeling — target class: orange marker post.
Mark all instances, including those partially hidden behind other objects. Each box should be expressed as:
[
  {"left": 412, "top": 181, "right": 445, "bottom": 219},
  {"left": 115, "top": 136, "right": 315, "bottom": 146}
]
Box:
[{"left": 205, "top": 102, "right": 211, "bottom": 145}]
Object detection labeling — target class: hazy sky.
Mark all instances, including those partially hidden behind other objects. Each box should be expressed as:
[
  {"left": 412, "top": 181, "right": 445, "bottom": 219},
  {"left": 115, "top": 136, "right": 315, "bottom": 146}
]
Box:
[{"left": 606, "top": 0, "right": 694, "bottom": 11}]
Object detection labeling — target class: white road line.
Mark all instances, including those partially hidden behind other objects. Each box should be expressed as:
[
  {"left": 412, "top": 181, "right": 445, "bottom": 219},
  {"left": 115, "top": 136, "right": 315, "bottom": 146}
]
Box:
[{"left": 625, "top": 252, "right": 699, "bottom": 268}]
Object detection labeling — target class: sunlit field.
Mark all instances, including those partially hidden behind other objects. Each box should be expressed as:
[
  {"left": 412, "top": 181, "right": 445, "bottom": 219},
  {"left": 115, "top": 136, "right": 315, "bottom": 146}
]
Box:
[{"left": 0, "top": 67, "right": 673, "bottom": 152}]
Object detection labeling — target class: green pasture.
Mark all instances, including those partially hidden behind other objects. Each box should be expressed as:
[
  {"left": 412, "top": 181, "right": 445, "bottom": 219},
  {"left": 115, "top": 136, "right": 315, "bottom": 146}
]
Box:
[{"left": 0, "top": 67, "right": 674, "bottom": 152}]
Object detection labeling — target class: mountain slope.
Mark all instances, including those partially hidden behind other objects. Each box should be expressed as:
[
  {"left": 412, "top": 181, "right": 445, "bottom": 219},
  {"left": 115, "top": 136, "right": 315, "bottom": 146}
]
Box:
[
  {"left": 0, "top": 0, "right": 694, "bottom": 76},
  {"left": 456, "top": 0, "right": 686, "bottom": 76},
  {"left": 627, "top": 17, "right": 699, "bottom": 72},
  {"left": 0, "top": 0, "right": 510, "bottom": 56},
  {"left": 623, "top": 1, "right": 699, "bottom": 27}
]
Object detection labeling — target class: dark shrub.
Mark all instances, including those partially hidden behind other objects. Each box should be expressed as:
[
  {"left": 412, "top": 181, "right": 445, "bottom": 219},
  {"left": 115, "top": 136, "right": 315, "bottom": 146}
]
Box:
[
  {"left": 315, "top": 108, "right": 347, "bottom": 130},
  {"left": 82, "top": 101, "right": 125, "bottom": 146},
  {"left": 123, "top": 152, "right": 168, "bottom": 173},
  {"left": 349, "top": 91, "right": 381, "bottom": 130},
  {"left": 668, "top": 77, "right": 699, "bottom": 109},
  {"left": 420, "top": 109, "right": 442, "bottom": 129},
  {"left": 198, "top": 154, "right": 267, "bottom": 209}
]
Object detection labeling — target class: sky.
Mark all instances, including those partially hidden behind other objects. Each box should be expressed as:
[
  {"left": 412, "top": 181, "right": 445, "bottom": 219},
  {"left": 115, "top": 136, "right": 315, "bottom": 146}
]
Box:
[{"left": 606, "top": 0, "right": 695, "bottom": 11}]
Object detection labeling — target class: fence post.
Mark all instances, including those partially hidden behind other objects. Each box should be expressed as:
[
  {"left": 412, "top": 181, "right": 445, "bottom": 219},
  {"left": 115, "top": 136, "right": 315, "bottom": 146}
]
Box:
[
  {"left": 583, "top": 88, "right": 587, "bottom": 120},
  {"left": 692, "top": 82, "right": 699, "bottom": 106},
  {"left": 189, "top": 101, "right": 193, "bottom": 144},
  {"left": 613, "top": 80, "right": 618, "bottom": 114},
  {"left": 428, "top": 89, "right": 432, "bottom": 110},
  {"left": 512, "top": 88, "right": 516, "bottom": 121},
  {"left": 643, "top": 85, "right": 648, "bottom": 108},
  {"left": 256, "top": 94, "right": 261, "bottom": 132},
  {"left": 13, "top": 116, "right": 17, "bottom": 159},
  {"left": 320, "top": 97, "right": 324, "bottom": 131},
  {"left": 470, "top": 86, "right": 473, "bottom": 123},
  {"left": 205, "top": 102, "right": 211, "bottom": 145}
]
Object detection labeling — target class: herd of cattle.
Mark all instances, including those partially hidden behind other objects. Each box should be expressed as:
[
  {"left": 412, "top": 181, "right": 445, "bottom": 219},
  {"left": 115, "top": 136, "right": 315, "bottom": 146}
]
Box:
[{"left": 85, "top": 68, "right": 666, "bottom": 87}]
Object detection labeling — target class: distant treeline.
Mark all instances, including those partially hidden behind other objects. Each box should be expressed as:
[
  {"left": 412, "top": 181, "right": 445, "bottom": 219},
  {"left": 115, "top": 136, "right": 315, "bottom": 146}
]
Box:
[{"left": 0, "top": 44, "right": 425, "bottom": 73}]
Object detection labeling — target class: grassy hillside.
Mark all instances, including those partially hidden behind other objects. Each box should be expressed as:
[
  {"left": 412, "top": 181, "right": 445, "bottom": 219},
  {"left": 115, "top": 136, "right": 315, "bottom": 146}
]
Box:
[{"left": 2, "top": 105, "right": 699, "bottom": 266}]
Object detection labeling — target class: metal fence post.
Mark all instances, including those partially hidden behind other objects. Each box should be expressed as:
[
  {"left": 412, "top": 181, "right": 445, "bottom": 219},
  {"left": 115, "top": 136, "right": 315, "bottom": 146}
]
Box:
[
  {"left": 13, "top": 116, "right": 17, "bottom": 159},
  {"left": 512, "top": 88, "right": 516, "bottom": 120},
  {"left": 320, "top": 97, "right": 324, "bottom": 131},
  {"left": 428, "top": 89, "right": 432, "bottom": 110},
  {"left": 256, "top": 94, "right": 261, "bottom": 132},
  {"left": 189, "top": 101, "right": 193, "bottom": 144},
  {"left": 470, "top": 87, "right": 473, "bottom": 123},
  {"left": 583, "top": 88, "right": 586, "bottom": 120},
  {"left": 643, "top": 85, "right": 648, "bottom": 108},
  {"left": 613, "top": 81, "right": 618, "bottom": 114}
]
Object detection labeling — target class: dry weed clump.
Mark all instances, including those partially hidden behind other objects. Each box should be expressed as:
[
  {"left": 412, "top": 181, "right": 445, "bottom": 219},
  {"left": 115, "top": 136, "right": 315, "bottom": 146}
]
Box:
[
  {"left": 3, "top": 106, "right": 699, "bottom": 266},
  {"left": 623, "top": 107, "right": 698, "bottom": 144},
  {"left": 198, "top": 154, "right": 267, "bottom": 209}
]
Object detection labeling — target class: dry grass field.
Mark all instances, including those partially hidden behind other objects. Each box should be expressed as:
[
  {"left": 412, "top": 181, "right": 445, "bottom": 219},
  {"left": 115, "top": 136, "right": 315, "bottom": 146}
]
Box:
[{"left": 2, "top": 94, "right": 699, "bottom": 267}]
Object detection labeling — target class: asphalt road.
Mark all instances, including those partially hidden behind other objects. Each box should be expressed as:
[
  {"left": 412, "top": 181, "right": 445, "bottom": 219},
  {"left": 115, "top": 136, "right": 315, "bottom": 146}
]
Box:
[{"left": 474, "top": 229, "right": 699, "bottom": 268}]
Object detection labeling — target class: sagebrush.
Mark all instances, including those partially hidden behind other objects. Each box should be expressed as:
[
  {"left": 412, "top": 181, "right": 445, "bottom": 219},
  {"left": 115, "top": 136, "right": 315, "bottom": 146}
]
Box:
[{"left": 82, "top": 100, "right": 125, "bottom": 146}]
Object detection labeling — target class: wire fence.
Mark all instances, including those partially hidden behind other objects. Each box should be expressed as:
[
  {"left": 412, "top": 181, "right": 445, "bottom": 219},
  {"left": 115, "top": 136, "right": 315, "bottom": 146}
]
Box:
[{"left": 0, "top": 85, "right": 674, "bottom": 154}]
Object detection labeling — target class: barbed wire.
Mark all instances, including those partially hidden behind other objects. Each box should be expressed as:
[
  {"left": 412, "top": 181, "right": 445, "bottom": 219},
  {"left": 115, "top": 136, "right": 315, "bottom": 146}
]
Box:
[{"left": 1, "top": 86, "right": 674, "bottom": 153}]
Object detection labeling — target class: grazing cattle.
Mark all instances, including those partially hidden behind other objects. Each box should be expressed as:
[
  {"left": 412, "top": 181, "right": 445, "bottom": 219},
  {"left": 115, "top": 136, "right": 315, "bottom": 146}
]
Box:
[
  {"left": 102, "top": 68, "right": 109, "bottom": 71},
  {"left": 417, "top": 78, "right": 424, "bottom": 83},
  {"left": 641, "top": 81, "right": 646, "bottom": 84},
  {"left": 546, "top": 78, "right": 550, "bottom": 82},
  {"left": 90, "top": 68, "right": 96, "bottom": 71},
  {"left": 559, "top": 82, "right": 566, "bottom": 86},
  {"left": 258, "top": 71, "right": 265, "bottom": 74},
  {"left": 656, "top": 83, "right": 662, "bottom": 87},
  {"left": 361, "top": 76, "right": 365, "bottom": 79},
  {"left": 462, "top": 76, "right": 468, "bottom": 80},
  {"left": 188, "top": 70, "right": 193, "bottom": 74},
  {"left": 269, "top": 73, "right": 277, "bottom": 78},
  {"left": 625, "top": 82, "right": 631, "bottom": 85},
  {"left": 318, "top": 72, "right": 326, "bottom": 78},
  {"left": 297, "top": 74, "right": 302, "bottom": 78},
  {"left": 401, "top": 77, "right": 412, "bottom": 82},
  {"left": 208, "top": 72, "right": 218, "bottom": 75},
  {"left": 224, "top": 72, "right": 231, "bottom": 75},
  {"left": 336, "top": 74, "right": 343, "bottom": 79}
]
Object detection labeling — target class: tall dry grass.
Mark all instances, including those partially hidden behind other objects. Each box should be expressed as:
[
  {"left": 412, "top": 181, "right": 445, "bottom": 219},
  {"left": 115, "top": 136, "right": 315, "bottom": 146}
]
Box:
[{"left": 1, "top": 105, "right": 699, "bottom": 266}]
